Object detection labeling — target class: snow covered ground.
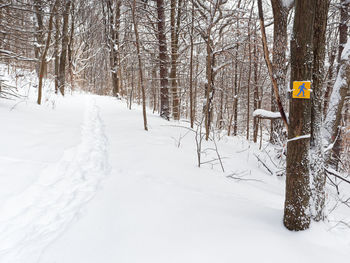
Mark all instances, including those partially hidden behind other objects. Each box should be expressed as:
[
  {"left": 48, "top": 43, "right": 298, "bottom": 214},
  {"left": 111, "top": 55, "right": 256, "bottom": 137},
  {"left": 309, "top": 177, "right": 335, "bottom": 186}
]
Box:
[{"left": 0, "top": 82, "right": 350, "bottom": 262}]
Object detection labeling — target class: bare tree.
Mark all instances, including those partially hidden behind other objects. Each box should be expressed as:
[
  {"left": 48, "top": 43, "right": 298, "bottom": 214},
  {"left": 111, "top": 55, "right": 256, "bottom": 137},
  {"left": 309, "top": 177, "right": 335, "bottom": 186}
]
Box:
[
  {"left": 58, "top": 0, "right": 72, "bottom": 96},
  {"left": 156, "top": 0, "right": 170, "bottom": 120},
  {"left": 130, "top": 0, "right": 148, "bottom": 131}
]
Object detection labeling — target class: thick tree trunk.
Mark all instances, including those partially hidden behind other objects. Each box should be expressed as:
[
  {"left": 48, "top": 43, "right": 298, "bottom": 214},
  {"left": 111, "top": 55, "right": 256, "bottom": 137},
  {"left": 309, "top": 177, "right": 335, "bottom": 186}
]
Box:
[
  {"left": 310, "top": 0, "right": 329, "bottom": 222},
  {"left": 284, "top": 0, "right": 316, "bottom": 231},
  {"left": 157, "top": 0, "right": 170, "bottom": 120}
]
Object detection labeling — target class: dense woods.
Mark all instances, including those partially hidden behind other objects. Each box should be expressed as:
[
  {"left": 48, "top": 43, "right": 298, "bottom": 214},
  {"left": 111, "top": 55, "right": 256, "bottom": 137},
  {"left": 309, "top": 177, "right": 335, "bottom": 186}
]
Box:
[{"left": 1, "top": 0, "right": 349, "bottom": 231}]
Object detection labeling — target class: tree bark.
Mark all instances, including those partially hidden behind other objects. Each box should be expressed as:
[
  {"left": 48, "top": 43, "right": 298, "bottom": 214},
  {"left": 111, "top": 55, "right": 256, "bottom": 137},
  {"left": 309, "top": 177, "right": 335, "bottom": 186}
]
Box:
[
  {"left": 253, "top": 27, "right": 260, "bottom": 143},
  {"left": 68, "top": 0, "right": 75, "bottom": 91},
  {"left": 233, "top": 4, "right": 240, "bottom": 136},
  {"left": 37, "top": 0, "right": 59, "bottom": 104},
  {"left": 189, "top": 0, "right": 195, "bottom": 128},
  {"left": 34, "top": 0, "right": 44, "bottom": 74},
  {"left": 330, "top": 0, "right": 349, "bottom": 167},
  {"left": 284, "top": 0, "right": 316, "bottom": 231},
  {"left": 58, "top": 0, "right": 72, "bottom": 96},
  {"left": 257, "top": 0, "right": 289, "bottom": 132},
  {"left": 324, "top": 39, "right": 350, "bottom": 163},
  {"left": 270, "top": 0, "right": 290, "bottom": 144},
  {"left": 170, "top": 0, "right": 182, "bottom": 120},
  {"left": 54, "top": 2, "right": 60, "bottom": 94},
  {"left": 310, "top": 0, "right": 329, "bottom": 222},
  {"left": 157, "top": 0, "right": 170, "bottom": 120},
  {"left": 131, "top": 0, "right": 147, "bottom": 131},
  {"left": 204, "top": 34, "right": 214, "bottom": 141}
]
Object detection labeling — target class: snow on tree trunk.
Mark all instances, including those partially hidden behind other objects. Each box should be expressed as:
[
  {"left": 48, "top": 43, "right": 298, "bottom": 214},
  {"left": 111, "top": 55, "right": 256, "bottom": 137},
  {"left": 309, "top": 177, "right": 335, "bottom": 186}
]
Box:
[
  {"left": 284, "top": 0, "right": 316, "bottom": 231},
  {"left": 270, "top": 0, "right": 290, "bottom": 144},
  {"left": 323, "top": 38, "right": 350, "bottom": 155},
  {"left": 310, "top": 0, "right": 329, "bottom": 222}
]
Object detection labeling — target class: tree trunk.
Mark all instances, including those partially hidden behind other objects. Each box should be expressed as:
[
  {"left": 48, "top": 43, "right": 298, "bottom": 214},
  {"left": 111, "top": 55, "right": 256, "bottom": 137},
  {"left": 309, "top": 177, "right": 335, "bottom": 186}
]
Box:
[
  {"left": 233, "top": 1, "right": 241, "bottom": 136},
  {"left": 324, "top": 39, "right": 350, "bottom": 163},
  {"left": 253, "top": 28, "right": 259, "bottom": 143},
  {"left": 331, "top": 0, "right": 349, "bottom": 167},
  {"left": 246, "top": 4, "right": 254, "bottom": 140},
  {"left": 131, "top": 0, "right": 147, "bottom": 130},
  {"left": 170, "top": 0, "right": 182, "bottom": 120},
  {"left": 189, "top": 0, "right": 194, "bottom": 128},
  {"left": 323, "top": 47, "right": 336, "bottom": 115},
  {"left": 258, "top": 0, "right": 289, "bottom": 133},
  {"left": 34, "top": 0, "right": 44, "bottom": 74},
  {"left": 270, "top": 0, "right": 290, "bottom": 144},
  {"left": 157, "top": 0, "right": 170, "bottom": 120},
  {"left": 310, "top": 0, "right": 329, "bottom": 222},
  {"left": 54, "top": 2, "right": 60, "bottom": 94},
  {"left": 37, "top": 0, "right": 58, "bottom": 104},
  {"left": 58, "top": 0, "right": 72, "bottom": 96},
  {"left": 68, "top": 0, "right": 75, "bottom": 91},
  {"left": 204, "top": 35, "right": 214, "bottom": 141},
  {"left": 284, "top": 0, "right": 316, "bottom": 231},
  {"left": 337, "top": 0, "right": 349, "bottom": 73}
]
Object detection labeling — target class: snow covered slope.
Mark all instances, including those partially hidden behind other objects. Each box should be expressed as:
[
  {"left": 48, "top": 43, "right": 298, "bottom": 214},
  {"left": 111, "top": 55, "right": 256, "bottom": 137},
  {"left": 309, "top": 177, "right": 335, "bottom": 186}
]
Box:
[{"left": 0, "top": 94, "right": 349, "bottom": 263}]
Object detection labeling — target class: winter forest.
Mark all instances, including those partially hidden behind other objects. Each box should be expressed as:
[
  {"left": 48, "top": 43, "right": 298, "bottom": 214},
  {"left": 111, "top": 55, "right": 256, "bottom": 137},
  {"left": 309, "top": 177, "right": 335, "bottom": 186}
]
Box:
[{"left": 0, "top": 0, "right": 350, "bottom": 262}]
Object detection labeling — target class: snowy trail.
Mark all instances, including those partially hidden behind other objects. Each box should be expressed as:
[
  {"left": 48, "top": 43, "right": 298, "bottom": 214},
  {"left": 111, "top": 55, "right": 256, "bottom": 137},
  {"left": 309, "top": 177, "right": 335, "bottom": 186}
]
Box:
[
  {"left": 39, "top": 96, "right": 350, "bottom": 263},
  {"left": 0, "top": 97, "right": 109, "bottom": 263},
  {"left": 1, "top": 94, "right": 349, "bottom": 263}
]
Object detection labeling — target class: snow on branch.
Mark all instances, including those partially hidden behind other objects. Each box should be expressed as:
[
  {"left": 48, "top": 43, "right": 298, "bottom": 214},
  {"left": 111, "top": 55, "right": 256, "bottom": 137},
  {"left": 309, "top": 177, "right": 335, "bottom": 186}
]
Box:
[
  {"left": 287, "top": 134, "right": 311, "bottom": 142},
  {"left": 0, "top": 49, "right": 38, "bottom": 62},
  {"left": 282, "top": 0, "right": 294, "bottom": 9},
  {"left": 253, "top": 109, "right": 289, "bottom": 120}
]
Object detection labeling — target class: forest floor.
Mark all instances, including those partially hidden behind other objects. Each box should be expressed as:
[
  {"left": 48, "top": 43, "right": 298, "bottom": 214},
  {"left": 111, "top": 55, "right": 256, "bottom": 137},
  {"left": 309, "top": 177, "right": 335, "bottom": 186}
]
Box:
[{"left": 0, "top": 91, "right": 350, "bottom": 263}]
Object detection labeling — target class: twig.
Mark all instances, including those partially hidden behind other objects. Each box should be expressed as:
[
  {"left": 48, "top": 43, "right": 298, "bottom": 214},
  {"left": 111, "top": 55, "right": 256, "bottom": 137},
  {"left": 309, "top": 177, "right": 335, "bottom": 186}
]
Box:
[
  {"left": 226, "top": 174, "right": 264, "bottom": 183},
  {"left": 326, "top": 174, "right": 340, "bottom": 195},
  {"left": 254, "top": 154, "right": 273, "bottom": 175},
  {"left": 325, "top": 167, "right": 350, "bottom": 185}
]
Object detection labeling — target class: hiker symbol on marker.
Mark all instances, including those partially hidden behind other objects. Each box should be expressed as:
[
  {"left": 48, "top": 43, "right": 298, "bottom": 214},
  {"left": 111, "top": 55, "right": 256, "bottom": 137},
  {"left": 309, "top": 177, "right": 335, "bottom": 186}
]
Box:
[
  {"left": 292, "top": 81, "right": 311, "bottom": 99},
  {"left": 297, "top": 83, "right": 306, "bottom": 97}
]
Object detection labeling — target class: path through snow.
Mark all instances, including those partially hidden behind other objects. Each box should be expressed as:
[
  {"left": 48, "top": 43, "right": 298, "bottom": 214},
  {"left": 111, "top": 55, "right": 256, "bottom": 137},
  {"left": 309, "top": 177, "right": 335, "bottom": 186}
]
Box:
[{"left": 0, "top": 97, "right": 109, "bottom": 263}]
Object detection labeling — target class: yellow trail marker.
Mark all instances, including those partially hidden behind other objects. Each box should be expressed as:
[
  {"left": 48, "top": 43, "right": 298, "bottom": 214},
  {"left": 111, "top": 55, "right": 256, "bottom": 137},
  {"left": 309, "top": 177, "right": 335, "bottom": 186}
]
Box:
[{"left": 292, "top": 81, "right": 311, "bottom": 99}]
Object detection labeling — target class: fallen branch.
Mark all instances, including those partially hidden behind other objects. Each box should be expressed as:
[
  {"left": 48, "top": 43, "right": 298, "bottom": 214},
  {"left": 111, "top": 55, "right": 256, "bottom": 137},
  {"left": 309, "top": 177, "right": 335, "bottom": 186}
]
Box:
[
  {"left": 325, "top": 167, "right": 350, "bottom": 185},
  {"left": 226, "top": 173, "right": 264, "bottom": 183},
  {"left": 254, "top": 154, "right": 273, "bottom": 175},
  {"left": 326, "top": 174, "right": 340, "bottom": 195}
]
